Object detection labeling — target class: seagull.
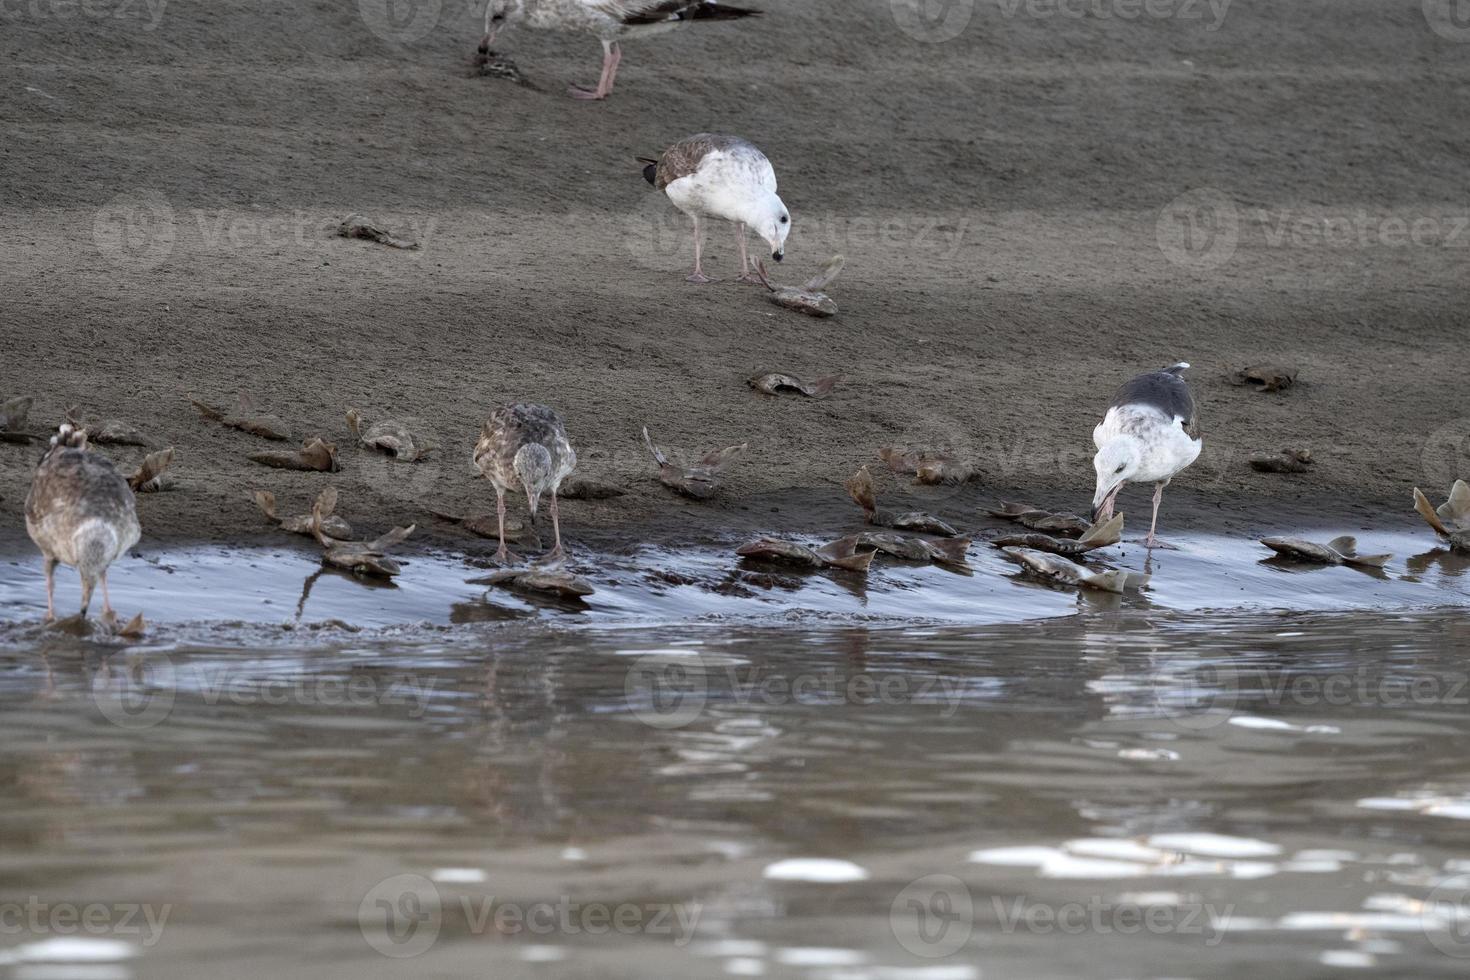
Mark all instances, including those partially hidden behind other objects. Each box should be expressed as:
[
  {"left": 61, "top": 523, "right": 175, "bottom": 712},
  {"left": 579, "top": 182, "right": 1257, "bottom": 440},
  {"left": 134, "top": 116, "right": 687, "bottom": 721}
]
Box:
[
  {"left": 25, "top": 424, "right": 141, "bottom": 621},
  {"left": 480, "top": 0, "right": 761, "bottom": 101},
  {"left": 473, "top": 404, "right": 577, "bottom": 563},
  {"left": 1091, "top": 362, "right": 1202, "bottom": 549},
  {"left": 639, "top": 133, "right": 790, "bottom": 283}
]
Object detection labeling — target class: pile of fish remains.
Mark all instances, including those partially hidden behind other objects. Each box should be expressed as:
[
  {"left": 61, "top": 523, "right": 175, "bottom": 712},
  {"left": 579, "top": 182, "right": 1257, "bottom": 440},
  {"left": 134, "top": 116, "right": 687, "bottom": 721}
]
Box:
[
  {"left": 985, "top": 502, "right": 1142, "bottom": 594},
  {"left": 738, "top": 530, "right": 970, "bottom": 574}
]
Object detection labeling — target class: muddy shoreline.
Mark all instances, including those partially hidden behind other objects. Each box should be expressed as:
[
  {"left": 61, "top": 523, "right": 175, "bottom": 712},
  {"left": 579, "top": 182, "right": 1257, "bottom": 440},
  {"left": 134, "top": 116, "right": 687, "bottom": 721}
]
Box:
[{"left": 3, "top": 0, "right": 1469, "bottom": 570}]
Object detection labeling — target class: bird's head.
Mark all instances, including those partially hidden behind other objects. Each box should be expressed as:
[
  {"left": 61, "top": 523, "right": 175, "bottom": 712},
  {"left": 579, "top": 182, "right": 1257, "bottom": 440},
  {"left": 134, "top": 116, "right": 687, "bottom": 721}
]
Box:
[
  {"left": 481, "top": 0, "right": 525, "bottom": 48},
  {"left": 1092, "top": 436, "right": 1141, "bottom": 522},
  {"left": 513, "top": 442, "right": 554, "bottom": 522},
  {"left": 749, "top": 192, "right": 791, "bottom": 263}
]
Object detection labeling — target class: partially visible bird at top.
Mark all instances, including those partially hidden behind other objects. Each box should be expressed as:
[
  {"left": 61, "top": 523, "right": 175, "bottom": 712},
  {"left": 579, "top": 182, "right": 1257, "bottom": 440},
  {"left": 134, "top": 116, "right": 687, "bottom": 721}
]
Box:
[
  {"left": 480, "top": 0, "right": 761, "bottom": 101},
  {"left": 25, "top": 423, "right": 142, "bottom": 621},
  {"left": 473, "top": 403, "right": 578, "bottom": 564},
  {"left": 639, "top": 133, "right": 790, "bottom": 284},
  {"left": 1091, "top": 362, "right": 1203, "bottom": 549}
]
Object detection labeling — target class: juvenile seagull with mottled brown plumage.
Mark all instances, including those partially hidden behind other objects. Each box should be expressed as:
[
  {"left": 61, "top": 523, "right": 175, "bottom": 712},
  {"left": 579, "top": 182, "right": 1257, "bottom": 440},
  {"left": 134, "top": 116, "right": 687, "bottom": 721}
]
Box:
[
  {"left": 481, "top": 0, "right": 760, "bottom": 100},
  {"left": 25, "top": 424, "right": 141, "bottom": 621},
  {"left": 473, "top": 404, "right": 577, "bottom": 564},
  {"left": 640, "top": 133, "right": 790, "bottom": 283}
]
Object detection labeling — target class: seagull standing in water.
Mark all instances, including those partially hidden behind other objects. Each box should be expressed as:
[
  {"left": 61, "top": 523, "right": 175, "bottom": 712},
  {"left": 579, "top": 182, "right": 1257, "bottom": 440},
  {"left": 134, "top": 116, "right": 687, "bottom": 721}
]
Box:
[
  {"left": 640, "top": 133, "right": 790, "bottom": 283},
  {"left": 473, "top": 404, "right": 577, "bottom": 564},
  {"left": 1091, "top": 362, "right": 1202, "bottom": 549},
  {"left": 480, "top": 0, "right": 761, "bottom": 101},
  {"left": 25, "top": 424, "right": 141, "bottom": 621}
]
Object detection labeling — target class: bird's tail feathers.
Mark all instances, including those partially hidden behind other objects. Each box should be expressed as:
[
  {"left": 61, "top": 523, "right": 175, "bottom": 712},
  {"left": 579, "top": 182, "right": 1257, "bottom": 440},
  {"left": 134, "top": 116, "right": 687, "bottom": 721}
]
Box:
[
  {"left": 638, "top": 158, "right": 658, "bottom": 186},
  {"left": 1163, "top": 362, "right": 1190, "bottom": 375}
]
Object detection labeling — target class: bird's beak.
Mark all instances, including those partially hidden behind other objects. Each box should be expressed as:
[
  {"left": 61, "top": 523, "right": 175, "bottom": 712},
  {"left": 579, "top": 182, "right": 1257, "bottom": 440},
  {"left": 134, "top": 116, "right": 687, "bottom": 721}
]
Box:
[
  {"left": 480, "top": 27, "right": 499, "bottom": 51},
  {"left": 525, "top": 488, "right": 542, "bottom": 525},
  {"left": 1091, "top": 482, "right": 1122, "bottom": 523},
  {"left": 771, "top": 249, "right": 783, "bottom": 262}
]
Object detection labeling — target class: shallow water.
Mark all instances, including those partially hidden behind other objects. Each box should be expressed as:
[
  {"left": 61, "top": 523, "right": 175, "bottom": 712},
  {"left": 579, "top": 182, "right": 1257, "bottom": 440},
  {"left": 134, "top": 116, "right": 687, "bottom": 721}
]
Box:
[
  {"left": 0, "top": 527, "right": 1466, "bottom": 631},
  {"left": 1, "top": 538, "right": 1469, "bottom": 978}
]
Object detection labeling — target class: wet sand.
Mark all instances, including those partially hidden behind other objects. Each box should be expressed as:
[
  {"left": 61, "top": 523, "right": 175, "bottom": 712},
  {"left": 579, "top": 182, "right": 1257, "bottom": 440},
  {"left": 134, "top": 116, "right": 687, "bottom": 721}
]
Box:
[{"left": 3, "top": 1, "right": 1470, "bottom": 557}]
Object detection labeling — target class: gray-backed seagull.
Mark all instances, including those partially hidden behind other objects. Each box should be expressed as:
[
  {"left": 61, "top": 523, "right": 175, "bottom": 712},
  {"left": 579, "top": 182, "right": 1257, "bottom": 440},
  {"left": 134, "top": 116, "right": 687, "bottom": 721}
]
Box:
[
  {"left": 640, "top": 133, "right": 790, "bottom": 283},
  {"left": 1091, "top": 362, "right": 1203, "bottom": 549},
  {"left": 480, "top": 0, "right": 761, "bottom": 101}
]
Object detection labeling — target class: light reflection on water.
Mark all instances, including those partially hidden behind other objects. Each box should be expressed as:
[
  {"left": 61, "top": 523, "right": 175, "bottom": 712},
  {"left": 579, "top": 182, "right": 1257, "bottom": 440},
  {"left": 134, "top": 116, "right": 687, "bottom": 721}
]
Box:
[{"left": 1, "top": 611, "right": 1469, "bottom": 977}]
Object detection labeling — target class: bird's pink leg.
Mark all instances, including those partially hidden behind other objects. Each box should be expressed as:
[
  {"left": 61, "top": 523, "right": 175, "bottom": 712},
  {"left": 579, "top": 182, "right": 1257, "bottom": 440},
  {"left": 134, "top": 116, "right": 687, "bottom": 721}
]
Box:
[
  {"left": 101, "top": 571, "right": 114, "bottom": 619},
  {"left": 735, "top": 223, "right": 762, "bottom": 283},
  {"left": 570, "top": 40, "right": 617, "bottom": 100},
  {"left": 494, "top": 487, "right": 515, "bottom": 564},
  {"left": 686, "top": 216, "right": 716, "bottom": 283},
  {"left": 42, "top": 557, "right": 56, "bottom": 623},
  {"left": 1145, "top": 482, "right": 1164, "bottom": 549},
  {"left": 603, "top": 41, "right": 622, "bottom": 94},
  {"left": 547, "top": 493, "right": 565, "bottom": 560}
]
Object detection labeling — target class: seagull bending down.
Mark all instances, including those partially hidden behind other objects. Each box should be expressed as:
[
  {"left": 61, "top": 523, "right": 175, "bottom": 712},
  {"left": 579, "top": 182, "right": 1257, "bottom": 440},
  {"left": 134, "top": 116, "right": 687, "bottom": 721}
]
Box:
[
  {"left": 1091, "top": 362, "right": 1202, "bottom": 549},
  {"left": 474, "top": 403, "right": 577, "bottom": 563},
  {"left": 640, "top": 133, "right": 790, "bottom": 283},
  {"left": 481, "top": 0, "right": 761, "bottom": 100}
]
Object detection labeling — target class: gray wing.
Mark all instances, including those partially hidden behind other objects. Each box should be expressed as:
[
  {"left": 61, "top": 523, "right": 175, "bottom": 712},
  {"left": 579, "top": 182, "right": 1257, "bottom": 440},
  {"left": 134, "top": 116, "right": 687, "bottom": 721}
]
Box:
[
  {"left": 654, "top": 133, "right": 750, "bottom": 190},
  {"left": 1110, "top": 366, "right": 1198, "bottom": 436}
]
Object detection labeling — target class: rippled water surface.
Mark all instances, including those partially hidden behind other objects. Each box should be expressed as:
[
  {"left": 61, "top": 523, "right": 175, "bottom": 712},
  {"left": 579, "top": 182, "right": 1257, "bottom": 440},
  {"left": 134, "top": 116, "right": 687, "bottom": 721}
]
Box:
[{"left": 3, "top": 597, "right": 1470, "bottom": 977}]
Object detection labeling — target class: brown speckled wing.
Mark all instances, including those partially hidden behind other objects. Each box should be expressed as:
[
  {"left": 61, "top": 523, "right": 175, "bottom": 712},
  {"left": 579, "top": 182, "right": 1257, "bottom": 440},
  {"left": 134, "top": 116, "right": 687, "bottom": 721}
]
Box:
[{"left": 654, "top": 133, "right": 744, "bottom": 190}]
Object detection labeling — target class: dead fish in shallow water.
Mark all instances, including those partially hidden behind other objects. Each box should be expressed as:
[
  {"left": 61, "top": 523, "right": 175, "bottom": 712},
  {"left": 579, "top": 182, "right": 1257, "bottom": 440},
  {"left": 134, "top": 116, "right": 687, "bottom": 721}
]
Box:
[
  {"left": 127, "top": 447, "right": 176, "bottom": 493},
  {"left": 249, "top": 436, "right": 339, "bottom": 472},
  {"left": 827, "top": 531, "right": 971, "bottom": 568},
  {"left": 1250, "top": 448, "right": 1313, "bottom": 474},
  {"left": 643, "top": 427, "right": 745, "bottom": 500},
  {"left": 737, "top": 537, "right": 875, "bottom": 573},
  {"left": 1261, "top": 535, "right": 1391, "bottom": 568},
  {"left": 190, "top": 391, "right": 292, "bottom": 441},
  {"left": 345, "top": 408, "right": 433, "bottom": 461},
  {"left": 255, "top": 489, "right": 354, "bottom": 540},
  {"left": 844, "top": 465, "right": 960, "bottom": 536},
  {"left": 991, "top": 513, "right": 1124, "bottom": 557},
  {"left": 878, "top": 446, "right": 973, "bottom": 485},
  {"left": 337, "top": 214, "right": 420, "bottom": 250},
  {"left": 987, "top": 501, "right": 1091, "bottom": 537},
  {"left": 1233, "top": 364, "right": 1298, "bottom": 392},
  {"left": 1002, "top": 546, "right": 1150, "bottom": 594},
  {"left": 475, "top": 565, "right": 595, "bottom": 599},
  {"left": 748, "top": 373, "right": 842, "bottom": 398},
  {"left": 309, "top": 487, "right": 413, "bottom": 577},
  {"left": 754, "top": 255, "right": 843, "bottom": 317},
  {"left": 1413, "top": 480, "right": 1470, "bottom": 554}
]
